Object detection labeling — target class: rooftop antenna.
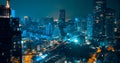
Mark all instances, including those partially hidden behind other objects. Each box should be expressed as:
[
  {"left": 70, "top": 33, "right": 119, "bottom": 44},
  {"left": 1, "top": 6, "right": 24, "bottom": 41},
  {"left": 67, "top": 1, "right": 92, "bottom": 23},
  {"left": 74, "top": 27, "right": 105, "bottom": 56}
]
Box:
[{"left": 6, "top": 0, "right": 10, "bottom": 8}]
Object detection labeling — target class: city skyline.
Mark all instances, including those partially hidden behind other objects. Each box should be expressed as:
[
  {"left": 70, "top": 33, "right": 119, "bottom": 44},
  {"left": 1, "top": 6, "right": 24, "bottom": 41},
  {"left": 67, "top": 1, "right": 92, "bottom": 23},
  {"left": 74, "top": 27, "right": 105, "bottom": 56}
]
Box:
[
  {"left": 0, "top": 0, "right": 120, "bottom": 18},
  {"left": 1, "top": 0, "right": 120, "bottom": 63}
]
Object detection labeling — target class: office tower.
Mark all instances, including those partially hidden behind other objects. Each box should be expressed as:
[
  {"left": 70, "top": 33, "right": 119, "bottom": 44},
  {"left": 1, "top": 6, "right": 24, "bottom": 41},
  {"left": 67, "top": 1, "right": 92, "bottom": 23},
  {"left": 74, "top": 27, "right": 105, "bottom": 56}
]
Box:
[
  {"left": 0, "top": 0, "right": 22, "bottom": 63},
  {"left": 11, "top": 18, "right": 22, "bottom": 63},
  {"left": 105, "top": 8, "right": 115, "bottom": 44},
  {"left": 93, "top": 0, "right": 106, "bottom": 42},
  {"left": 0, "top": 1, "right": 12, "bottom": 62},
  {"left": 0, "top": 17, "right": 12, "bottom": 63},
  {"left": 117, "top": 12, "right": 120, "bottom": 34},
  {"left": 44, "top": 17, "right": 54, "bottom": 35},
  {"left": 86, "top": 14, "right": 93, "bottom": 40},
  {"left": 59, "top": 9, "right": 65, "bottom": 23},
  {"left": 80, "top": 18, "right": 87, "bottom": 34},
  {"left": 58, "top": 9, "right": 66, "bottom": 38},
  {"left": 114, "top": 12, "right": 120, "bottom": 50},
  {"left": 74, "top": 18, "right": 80, "bottom": 31},
  {"left": 40, "top": 17, "right": 54, "bottom": 35}
]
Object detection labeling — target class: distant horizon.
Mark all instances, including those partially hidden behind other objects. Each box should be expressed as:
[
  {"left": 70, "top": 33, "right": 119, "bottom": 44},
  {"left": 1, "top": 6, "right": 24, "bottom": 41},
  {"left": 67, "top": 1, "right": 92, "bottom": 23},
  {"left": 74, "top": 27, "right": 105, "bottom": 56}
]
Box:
[{"left": 0, "top": 0, "right": 120, "bottom": 18}]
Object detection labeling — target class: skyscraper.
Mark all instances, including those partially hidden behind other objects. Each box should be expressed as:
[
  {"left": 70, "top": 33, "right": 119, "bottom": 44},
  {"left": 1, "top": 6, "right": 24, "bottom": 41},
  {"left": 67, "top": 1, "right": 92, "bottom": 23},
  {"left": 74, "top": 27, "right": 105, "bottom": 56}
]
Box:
[
  {"left": 58, "top": 9, "right": 66, "bottom": 38},
  {"left": 93, "top": 0, "right": 106, "bottom": 43},
  {"left": 11, "top": 18, "right": 22, "bottom": 63},
  {"left": 59, "top": 9, "right": 65, "bottom": 22},
  {"left": 0, "top": 0, "right": 21, "bottom": 63},
  {"left": 117, "top": 11, "right": 120, "bottom": 34},
  {"left": 105, "top": 8, "right": 115, "bottom": 44},
  {"left": 114, "top": 11, "right": 120, "bottom": 50},
  {"left": 86, "top": 14, "right": 93, "bottom": 40}
]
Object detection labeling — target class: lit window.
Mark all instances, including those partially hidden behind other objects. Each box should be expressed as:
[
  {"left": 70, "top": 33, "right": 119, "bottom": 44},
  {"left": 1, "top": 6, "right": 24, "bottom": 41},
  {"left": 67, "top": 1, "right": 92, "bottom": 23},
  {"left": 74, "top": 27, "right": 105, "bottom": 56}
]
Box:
[
  {"left": 24, "top": 16, "right": 28, "bottom": 19},
  {"left": 114, "top": 28, "right": 117, "bottom": 32},
  {"left": 2, "top": 53, "right": 4, "bottom": 56},
  {"left": 14, "top": 45, "right": 16, "bottom": 48},
  {"left": 14, "top": 42, "right": 16, "bottom": 44},
  {"left": 114, "top": 21, "right": 117, "bottom": 24},
  {"left": 100, "top": 32, "right": 102, "bottom": 34},
  {"left": 100, "top": 14, "right": 104, "bottom": 17},
  {"left": 19, "top": 24, "right": 22, "bottom": 27},
  {"left": 96, "top": 1, "right": 103, "bottom": 4},
  {"left": 17, "top": 28, "right": 20, "bottom": 31},
  {"left": 96, "top": 20, "right": 99, "bottom": 23},
  {"left": 96, "top": 6, "right": 99, "bottom": 10}
]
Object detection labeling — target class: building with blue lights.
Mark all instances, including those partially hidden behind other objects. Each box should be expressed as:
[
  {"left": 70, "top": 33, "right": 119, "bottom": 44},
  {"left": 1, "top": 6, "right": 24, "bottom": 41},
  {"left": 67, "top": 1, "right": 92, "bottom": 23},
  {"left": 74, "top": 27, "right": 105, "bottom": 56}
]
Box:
[{"left": 86, "top": 14, "right": 93, "bottom": 40}]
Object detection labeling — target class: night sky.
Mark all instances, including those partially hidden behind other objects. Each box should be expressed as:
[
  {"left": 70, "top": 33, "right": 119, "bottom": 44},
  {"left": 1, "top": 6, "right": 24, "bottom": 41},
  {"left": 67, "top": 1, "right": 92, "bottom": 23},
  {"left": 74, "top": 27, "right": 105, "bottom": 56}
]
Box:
[{"left": 0, "top": 0, "right": 120, "bottom": 18}]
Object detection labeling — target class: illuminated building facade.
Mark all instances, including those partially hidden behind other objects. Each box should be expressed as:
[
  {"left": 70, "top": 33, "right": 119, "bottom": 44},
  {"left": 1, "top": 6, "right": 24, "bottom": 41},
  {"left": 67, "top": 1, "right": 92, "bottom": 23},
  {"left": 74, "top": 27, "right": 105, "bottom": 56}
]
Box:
[
  {"left": 93, "top": 0, "right": 106, "bottom": 42},
  {"left": 80, "top": 18, "right": 87, "bottom": 35},
  {"left": 42, "top": 17, "right": 54, "bottom": 35},
  {"left": 0, "top": 0, "right": 22, "bottom": 63},
  {"left": 86, "top": 14, "right": 93, "bottom": 40}
]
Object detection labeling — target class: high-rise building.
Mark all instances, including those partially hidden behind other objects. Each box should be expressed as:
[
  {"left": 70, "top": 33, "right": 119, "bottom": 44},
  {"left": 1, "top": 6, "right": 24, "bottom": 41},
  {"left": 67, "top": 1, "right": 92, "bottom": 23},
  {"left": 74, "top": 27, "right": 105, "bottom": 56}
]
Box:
[
  {"left": 86, "top": 14, "right": 93, "bottom": 40},
  {"left": 79, "top": 18, "right": 87, "bottom": 35},
  {"left": 58, "top": 9, "right": 66, "bottom": 38},
  {"left": 0, "top": 18, "right": 12, "bottom": 63},
  {"left": 0, "top": 0, "right": 22, "bottom": 63},
  {"left": 59, "top": 9, "right": 65, "bottom": 23},
  {"left": 11, "top": 18, "right": 22, "bottom": 63},
  {"left": 105, "top": 8, "right": 115, "bottom": 44},
  {"left": 117, "top": 11, "right": 120, "bottom": 34},
  {"left": 93, "top": 0, "right": 106, "bottom": 42},
  {"left": 40, "top": 17, "right": 54, "bottom": 35},
  {"left": 114, "top": 11, "right": 120, "bottom": 50}
]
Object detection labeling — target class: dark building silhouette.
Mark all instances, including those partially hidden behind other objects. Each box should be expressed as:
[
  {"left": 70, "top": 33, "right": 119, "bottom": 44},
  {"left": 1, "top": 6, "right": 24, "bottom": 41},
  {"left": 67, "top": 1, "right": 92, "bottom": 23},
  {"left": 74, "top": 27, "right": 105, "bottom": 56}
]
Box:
[
  {"left": 59, "top": 9, "right": 65, "bottom": 22},
  {"left": 105, "top": 8, "right": 115, "bottom": 44},
  {"left": 117, "top": 12, "right": 120, "bottom": 34},
  {"left": 58, "top": 9, "right": 66, "bottom": 38},
  {"left": 114, "top": 12, "right": 120, "bottom": 50},
  {"left": 11, "top": 18, "right": 22, "bottom": 63},
  {"left": 0, "top": 0, "right": 22, "bottom": 63},
  {"left": 93, "top": 0, "right": 106, "bottom": 43}
]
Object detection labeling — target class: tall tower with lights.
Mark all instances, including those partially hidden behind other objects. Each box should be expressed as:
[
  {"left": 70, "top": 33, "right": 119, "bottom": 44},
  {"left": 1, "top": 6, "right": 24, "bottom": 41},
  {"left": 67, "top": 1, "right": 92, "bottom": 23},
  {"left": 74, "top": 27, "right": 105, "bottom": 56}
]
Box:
[
  {"left": 58, "top": 9, "right": 66, "bottom": 38},
  {"left": 105, "top": 8, "right": 115, "bottom": 44},
  {"left": 6, "top": 0, "right": 11, "bottom": 17},
  {"left": 93, "top": 0, "right": 106, "bottom": 43},
  {"left": 0, "top": 0, "right": 22, "bottom": 63}
]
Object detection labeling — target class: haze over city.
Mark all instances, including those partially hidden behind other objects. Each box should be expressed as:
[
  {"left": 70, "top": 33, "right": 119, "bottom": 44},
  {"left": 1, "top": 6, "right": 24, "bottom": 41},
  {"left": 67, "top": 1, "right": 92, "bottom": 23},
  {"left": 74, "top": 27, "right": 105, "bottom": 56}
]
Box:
[{"left": 0, "top": 0, "right": 120, "bottom": 18}]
